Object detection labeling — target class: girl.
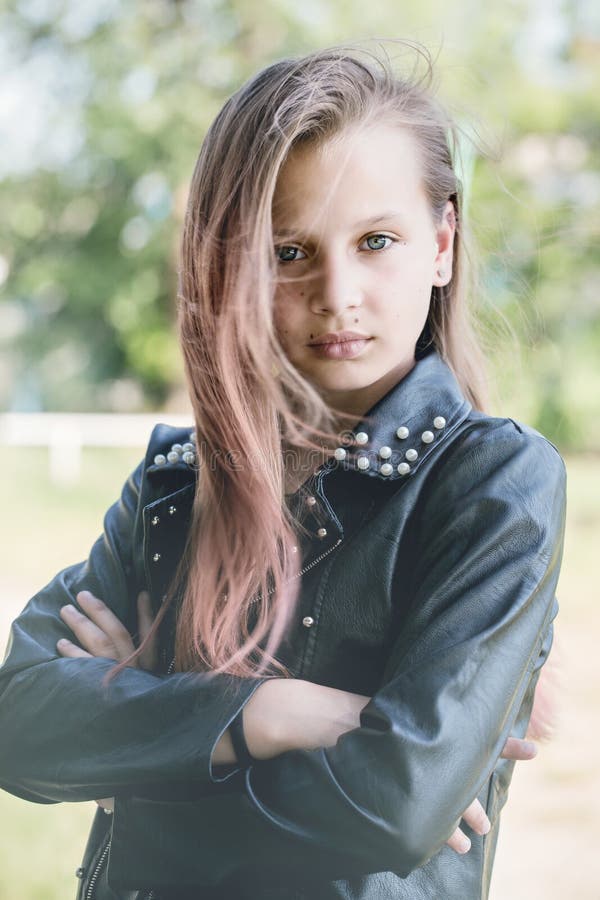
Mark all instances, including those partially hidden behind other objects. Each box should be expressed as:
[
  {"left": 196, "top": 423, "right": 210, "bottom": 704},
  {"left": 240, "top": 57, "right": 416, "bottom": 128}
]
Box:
[{"left": 0, "top": 43, "right": 566, "bottom": 900}]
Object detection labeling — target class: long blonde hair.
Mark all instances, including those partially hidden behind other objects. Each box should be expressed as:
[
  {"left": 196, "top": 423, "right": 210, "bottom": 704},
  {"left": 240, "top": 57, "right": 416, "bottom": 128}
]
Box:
[{"left": 132, "top": 41, "right": 490, "bottom": 679}]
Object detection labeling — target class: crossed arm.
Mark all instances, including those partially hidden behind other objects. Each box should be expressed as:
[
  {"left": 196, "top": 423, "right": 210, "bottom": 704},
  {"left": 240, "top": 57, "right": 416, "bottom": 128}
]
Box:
[
  {"left": 0, "top": 424, "right": 566, "bottom": 885},
  {"left": 57, "top": 587, "right": 538, "bottom": 858}
]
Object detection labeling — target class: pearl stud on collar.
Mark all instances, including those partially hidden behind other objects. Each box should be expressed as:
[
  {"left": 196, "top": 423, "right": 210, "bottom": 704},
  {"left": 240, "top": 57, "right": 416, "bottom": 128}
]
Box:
[
  {"left": 355, "top": 432, "right": 369, "bottom": 445},
  {"left": 433, "top": 416, "right": 446, "bottom": 429},
  {"left": 396, "top": 426, "right": 409, "bottom": 439},
  {"left": 154, "top": 437, "right": 197, "bottom": 468}
]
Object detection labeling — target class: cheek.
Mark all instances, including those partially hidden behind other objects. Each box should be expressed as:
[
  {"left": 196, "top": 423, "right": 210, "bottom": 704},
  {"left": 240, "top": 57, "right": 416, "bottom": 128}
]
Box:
[
  {"left": 273, "top": 284, "right": 305, "bottom": 332},
  {"left": 376, "top": 279, "right": 431, "bottom": 326},
  {"left": 272, "top": 301, "right": 299, "bottom": 351},
  {"left": 272, "top": 298, "right": 289, "bottom": 333}
]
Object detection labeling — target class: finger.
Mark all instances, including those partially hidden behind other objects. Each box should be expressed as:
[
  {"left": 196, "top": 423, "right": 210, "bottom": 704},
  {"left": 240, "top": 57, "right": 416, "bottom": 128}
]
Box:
[
  {"left": 75, "top": 591, "right": 135, "bottom": 660},
  {"left": 77, "top": 591, "right": 134, "bottom": 659},
  {"left": 56, "top": 638, "right": 93, "bottom": 659},
  {"left": 137, "top": 591, "right": 155, "bottom": 642},
  {"left": 460, "top": 798, "right": 490, "bottom": 836},
  {"left": 500, "top": 736, "right": 538, "bottom": 760},
  {"left": 137, "top": 591, "right": 158, "bottom": 671},
  {"left": 60, "top": 603, "right": 122, "bottom": 660},
  {"left": 445, "top": 826, "right": 471, "bottom": 854}
]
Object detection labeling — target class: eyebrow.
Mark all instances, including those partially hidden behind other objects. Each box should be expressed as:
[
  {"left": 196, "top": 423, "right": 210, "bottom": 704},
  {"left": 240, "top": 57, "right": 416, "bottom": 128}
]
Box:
[{"left": 272, "top": 210, "right": 406, "bottom": 241}]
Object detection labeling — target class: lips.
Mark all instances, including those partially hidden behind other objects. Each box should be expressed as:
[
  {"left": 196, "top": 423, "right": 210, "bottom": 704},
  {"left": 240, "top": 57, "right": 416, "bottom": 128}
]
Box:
[
  {"left": 307, "top": 333, "right": 373, "bottom": 361},
  {"left": 307, "top": 331, "right": 371, "bottom": 346}
]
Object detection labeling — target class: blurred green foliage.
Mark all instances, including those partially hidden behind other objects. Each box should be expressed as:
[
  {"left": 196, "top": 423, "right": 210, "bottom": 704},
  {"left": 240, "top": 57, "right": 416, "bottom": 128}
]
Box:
[{"left": 0, "top": 0, "right": 598, "bottom": 449}]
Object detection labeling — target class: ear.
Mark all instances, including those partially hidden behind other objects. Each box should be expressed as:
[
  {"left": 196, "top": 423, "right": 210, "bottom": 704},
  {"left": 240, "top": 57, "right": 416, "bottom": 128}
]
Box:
[{"left": 432, "top": 200, "right": 456, "bottom": 287}]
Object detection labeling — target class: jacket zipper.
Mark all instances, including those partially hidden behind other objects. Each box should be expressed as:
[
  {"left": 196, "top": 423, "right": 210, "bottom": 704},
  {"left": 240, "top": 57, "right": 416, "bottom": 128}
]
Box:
[
  {"left": 85, "top": 835, "right": 157, "bottom": 900},
  {"left": 295, "top": 536, "right": 342, "bottom": 578},
  {"left": 165, "top": 537, "right": 343, "bottom": 675},
  {"left": 85, "top": 836, "right": 111, "bottom": 899}
]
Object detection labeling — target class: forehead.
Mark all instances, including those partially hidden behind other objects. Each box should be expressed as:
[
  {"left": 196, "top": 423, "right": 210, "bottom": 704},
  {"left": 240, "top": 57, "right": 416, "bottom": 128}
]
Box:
[{"left": 272, "top": 124, "right": 428, "bottom": 230}]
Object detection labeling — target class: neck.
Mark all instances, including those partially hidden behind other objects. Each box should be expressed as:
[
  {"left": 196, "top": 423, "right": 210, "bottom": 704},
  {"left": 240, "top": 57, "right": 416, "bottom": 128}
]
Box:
[{"left": 318, "top": 356, "right": 416, "bottom": 420}]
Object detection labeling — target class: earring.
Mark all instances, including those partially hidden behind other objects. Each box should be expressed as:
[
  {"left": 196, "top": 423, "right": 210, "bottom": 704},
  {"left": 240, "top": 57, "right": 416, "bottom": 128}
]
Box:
[{"left": 437, "top": 268, "right": 446, "bottom": 278}]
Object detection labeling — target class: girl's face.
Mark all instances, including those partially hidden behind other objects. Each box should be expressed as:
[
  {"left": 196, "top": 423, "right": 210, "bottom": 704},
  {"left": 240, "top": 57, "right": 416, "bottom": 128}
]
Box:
[{"left": 272, "top": 123, "right": 456, "bottom": 417}]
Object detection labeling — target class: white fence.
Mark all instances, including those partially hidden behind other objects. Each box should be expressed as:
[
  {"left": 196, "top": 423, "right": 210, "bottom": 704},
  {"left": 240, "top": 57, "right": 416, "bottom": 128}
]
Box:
[{"left": 0, "top": 412, "right": 193, "bottom": 485}]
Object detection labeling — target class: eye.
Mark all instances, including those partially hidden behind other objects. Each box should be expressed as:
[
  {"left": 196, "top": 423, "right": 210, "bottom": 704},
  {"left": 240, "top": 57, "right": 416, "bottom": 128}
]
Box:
[
  {"left": 360, "top": 233, "right": 395, "bottom": 252},
  {"left": 275, "top": 245, "right": 307, "bottom": 263}
]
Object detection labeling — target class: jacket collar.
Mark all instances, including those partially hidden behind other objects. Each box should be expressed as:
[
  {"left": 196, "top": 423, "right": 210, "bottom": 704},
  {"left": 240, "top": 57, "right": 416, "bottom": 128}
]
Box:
[
  {"left": 145, "top": 347, "right": 472, "bottom": 496},
  {"left": 326, "top": 347, "right": 472, "bottom": 482}
]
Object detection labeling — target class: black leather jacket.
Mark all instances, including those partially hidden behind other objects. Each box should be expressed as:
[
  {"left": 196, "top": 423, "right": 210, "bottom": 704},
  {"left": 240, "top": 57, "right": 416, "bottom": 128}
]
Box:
[{"left": 0, "top": 348, "right": 567, "bottom": 900}]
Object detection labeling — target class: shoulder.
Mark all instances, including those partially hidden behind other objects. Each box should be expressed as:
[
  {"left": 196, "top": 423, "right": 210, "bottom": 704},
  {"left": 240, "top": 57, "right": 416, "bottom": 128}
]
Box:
[
  {"left": 422, "top": 410, "right": 567, "bottom": 536},
  {"left": 443, "top": 410, "right": 566, "bottom": 481}
]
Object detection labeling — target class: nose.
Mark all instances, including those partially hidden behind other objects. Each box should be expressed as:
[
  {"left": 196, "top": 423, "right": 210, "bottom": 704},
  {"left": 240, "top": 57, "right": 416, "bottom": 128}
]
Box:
[{"left": 309, "top": 253, "right": 363, "bottom": 316}]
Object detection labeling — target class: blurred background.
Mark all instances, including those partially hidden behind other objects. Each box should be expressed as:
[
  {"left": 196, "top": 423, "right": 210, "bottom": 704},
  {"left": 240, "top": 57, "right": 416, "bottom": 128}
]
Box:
[{"left": 0, "top": 0, "right": 598, "bottom": 897}]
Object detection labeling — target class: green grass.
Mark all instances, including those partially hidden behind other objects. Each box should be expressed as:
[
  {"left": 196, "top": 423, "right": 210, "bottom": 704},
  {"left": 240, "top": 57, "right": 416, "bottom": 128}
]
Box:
[{"left": 0, "top": 448, "right": 597, "bottom": 899}]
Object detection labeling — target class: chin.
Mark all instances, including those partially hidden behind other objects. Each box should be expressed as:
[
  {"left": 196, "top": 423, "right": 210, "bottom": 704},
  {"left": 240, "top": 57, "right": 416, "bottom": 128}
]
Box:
[{"left": 316, "top": 379, "right": 376, "bottom": 399}]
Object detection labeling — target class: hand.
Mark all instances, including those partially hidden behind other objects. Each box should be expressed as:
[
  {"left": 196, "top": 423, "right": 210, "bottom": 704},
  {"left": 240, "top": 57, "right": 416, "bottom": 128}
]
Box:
[
  {"left": 241, "top": 678, "right": 372, "bottom": 761},
  {"left": 57, "top": 589, "right": 158, "bottom": 670},
  {"left": 56, "top": 589, "right": 158, "bottom": 815},
  {"left": 446, "top": 736, "right": 538, "bottom": 853}
]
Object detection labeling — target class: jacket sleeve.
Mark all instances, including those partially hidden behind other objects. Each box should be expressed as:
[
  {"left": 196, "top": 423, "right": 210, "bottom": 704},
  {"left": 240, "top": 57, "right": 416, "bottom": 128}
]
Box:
[
  {"left": 108, "top": 424, "right": 567, "bottom": 888},
  {"left": 0, "top": 435, "right": 270, "bottom": 804}
]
